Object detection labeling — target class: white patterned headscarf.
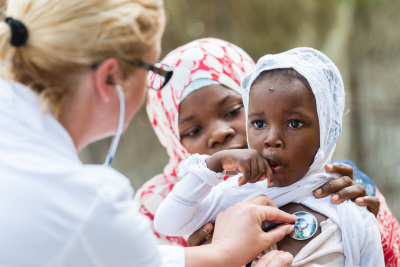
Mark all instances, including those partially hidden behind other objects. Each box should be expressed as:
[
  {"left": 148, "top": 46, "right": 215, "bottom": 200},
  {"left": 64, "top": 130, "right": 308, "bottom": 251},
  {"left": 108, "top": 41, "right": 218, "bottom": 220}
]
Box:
[
  {"left": 241, "top": 48, "right": 375, "bottom": 267},
  {"left": 241, "top": 47, "right": 345, "bottom": 175}
]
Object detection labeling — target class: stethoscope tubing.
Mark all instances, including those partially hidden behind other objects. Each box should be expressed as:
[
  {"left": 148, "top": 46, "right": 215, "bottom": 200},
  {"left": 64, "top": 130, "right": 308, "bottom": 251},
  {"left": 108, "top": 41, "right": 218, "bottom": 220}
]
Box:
[{"left": 104, "top": 84, "right": 125, "bottom": 166}]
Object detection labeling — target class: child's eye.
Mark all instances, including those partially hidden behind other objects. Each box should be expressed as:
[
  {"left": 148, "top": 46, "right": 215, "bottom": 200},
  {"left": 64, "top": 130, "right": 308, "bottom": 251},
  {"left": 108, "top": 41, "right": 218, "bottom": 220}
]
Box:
[
  {"left": 288, "top": 120, "right": 304, "bottom": 129},
  {"left": 225, "top": 105, "right": 243, "bottom": 118},
  {"left": 252, "top": 121, "right": 266, "bottom": 129}
]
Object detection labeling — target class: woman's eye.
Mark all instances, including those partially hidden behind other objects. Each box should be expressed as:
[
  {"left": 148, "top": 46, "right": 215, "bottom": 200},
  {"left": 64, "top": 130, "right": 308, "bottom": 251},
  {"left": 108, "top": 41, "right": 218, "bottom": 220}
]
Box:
[
  {"left": 288, "top": 120, "right": 304, "bottom": 128},
  {"left": 252, "top": 121, "right": 266, "bottom": 128},
  {"left": 225, "top": 105, "right": 243, "bottom": 118},
  {"left": 183, "top": 127, "right": 201, "bottom": 137}
]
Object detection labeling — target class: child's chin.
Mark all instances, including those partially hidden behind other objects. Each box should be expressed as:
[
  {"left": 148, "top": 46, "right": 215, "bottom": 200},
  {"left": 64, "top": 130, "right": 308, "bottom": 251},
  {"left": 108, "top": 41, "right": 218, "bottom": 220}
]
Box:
[{"left": 271, "top": 176, "right": 292, "bottom": 187}]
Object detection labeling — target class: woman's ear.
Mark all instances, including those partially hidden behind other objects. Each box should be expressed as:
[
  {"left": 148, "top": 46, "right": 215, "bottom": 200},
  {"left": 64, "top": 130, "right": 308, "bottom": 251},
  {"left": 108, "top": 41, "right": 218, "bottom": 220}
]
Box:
[{"left": 93, "top": 58, "right": 122, "bottom": 103}]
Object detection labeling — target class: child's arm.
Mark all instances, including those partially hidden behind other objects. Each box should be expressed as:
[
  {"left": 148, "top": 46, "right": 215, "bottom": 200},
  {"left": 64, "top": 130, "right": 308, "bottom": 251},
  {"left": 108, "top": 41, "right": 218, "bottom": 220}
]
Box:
[{"left": 154, "top": 150, "right": 271, "bottom": 237}]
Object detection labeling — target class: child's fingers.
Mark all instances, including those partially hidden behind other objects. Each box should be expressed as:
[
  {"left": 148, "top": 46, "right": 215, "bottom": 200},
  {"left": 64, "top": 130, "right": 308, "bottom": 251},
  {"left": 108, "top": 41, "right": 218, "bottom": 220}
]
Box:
[
  {"left": 238, "top": 160, "right": 252, "bottom": 186},
  {"left": 250, "top": 156, "right": 266, "bottom": 183},
  {"left": 262, "top": 158, "right": 273, "bottom": 183},
  {"left": 250, "top": 157, "right": 259, "bottom": 182}
]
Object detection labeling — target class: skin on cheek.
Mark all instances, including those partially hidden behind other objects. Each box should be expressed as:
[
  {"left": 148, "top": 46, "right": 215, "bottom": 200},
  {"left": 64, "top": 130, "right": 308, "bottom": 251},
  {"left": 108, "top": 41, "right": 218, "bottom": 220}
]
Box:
[{"left": 247, "top": 74, "right": 320, "bottom": 187}]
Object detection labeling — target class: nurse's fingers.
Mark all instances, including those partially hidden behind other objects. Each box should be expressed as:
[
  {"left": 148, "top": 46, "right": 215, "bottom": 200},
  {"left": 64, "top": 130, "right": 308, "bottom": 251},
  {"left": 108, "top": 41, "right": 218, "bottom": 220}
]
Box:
[
  {"left": 255, "top": 250, "right": 293, "bottom": 267},
  {"left": 258, "top": 205, "right": 297, "bottom": 224},
  {"left": 356, "top": 196, "right": 380, "bottom": 217},
  {"left": 261, "top": 224, "right": 294, "bottom": 246},
  {"left": 245, "top": 195, "right": 278, "bottom": 209},
  {"left": 325, "top": 163, "right": 354, "bottom": 179},
  {"left": 313, "top": 176, "right": 355, "bottom": 198}
]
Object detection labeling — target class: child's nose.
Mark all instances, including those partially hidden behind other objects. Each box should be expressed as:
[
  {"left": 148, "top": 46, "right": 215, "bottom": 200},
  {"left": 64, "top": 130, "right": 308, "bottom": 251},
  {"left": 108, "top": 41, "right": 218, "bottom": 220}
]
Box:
[
  {"left": 263, "top": 136, "right": 284, "bottom": 150},
  {"left": 208, "top": 122, "right": 236, "bottom": 148}
]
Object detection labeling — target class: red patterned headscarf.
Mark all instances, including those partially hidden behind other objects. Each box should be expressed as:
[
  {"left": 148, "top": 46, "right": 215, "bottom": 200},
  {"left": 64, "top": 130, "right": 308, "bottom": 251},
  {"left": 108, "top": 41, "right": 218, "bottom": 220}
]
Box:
[{"left": 134, "top": 38, "right": 255, "bottom": 246}]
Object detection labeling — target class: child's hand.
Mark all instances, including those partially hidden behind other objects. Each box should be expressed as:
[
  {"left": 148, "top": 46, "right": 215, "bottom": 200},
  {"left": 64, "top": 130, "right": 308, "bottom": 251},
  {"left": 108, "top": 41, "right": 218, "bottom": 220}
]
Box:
[{"left": 206, "top": 149, "right": 273, "bottom": 186}]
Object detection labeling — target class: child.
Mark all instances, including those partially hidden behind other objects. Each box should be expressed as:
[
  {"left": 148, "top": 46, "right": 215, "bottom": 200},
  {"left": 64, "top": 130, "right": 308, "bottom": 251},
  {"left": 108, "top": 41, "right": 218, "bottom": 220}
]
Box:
[{"left": 154, "top": 48, "right": 384, "bottom": 266}]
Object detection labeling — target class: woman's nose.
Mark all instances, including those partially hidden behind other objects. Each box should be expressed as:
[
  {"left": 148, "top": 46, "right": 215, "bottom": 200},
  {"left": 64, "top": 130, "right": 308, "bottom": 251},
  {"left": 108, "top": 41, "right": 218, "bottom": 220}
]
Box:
[
  {"left": 263, "top": 131, "right": 284, "bottom": 150},
  {"left": 208, "top": 123, "right": 236, "bottom": 148}
]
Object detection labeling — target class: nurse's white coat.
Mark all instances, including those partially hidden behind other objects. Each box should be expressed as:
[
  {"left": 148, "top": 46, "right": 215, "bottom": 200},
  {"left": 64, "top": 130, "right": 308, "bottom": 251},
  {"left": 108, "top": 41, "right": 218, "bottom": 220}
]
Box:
[{"left": 0, "top": 79, "right": 184, "bottom": 267}]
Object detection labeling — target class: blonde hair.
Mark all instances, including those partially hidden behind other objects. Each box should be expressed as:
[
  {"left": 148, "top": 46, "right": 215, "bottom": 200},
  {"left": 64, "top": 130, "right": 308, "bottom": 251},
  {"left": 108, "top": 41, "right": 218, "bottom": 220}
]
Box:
[{"left": 0, "top": 0, "right": 165, "bottom": 116}]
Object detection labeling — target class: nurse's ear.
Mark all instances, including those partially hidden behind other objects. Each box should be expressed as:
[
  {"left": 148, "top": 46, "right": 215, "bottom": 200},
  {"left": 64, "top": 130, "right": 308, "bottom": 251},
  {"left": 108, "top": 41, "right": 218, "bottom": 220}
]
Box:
[{"left": 93, "top": 58, "right": 124, "bottom": 103}]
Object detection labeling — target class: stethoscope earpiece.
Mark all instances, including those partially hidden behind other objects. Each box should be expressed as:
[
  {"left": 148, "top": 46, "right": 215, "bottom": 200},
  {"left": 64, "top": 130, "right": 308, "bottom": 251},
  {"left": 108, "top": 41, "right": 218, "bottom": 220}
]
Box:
[{"left": 106, "top": 75, "right": 113, "bottom": 84}]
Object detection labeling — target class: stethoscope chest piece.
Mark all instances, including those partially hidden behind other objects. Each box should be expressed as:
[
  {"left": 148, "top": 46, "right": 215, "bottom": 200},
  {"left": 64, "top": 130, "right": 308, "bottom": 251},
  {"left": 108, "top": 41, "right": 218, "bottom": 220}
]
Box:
[{"left": 289, "top": 211, "right": 318, "bottom": 240}]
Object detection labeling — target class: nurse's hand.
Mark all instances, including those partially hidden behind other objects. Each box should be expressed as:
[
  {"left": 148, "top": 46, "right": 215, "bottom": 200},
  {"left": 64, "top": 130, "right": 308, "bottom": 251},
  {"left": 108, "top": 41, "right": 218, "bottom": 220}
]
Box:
[
  {"left": 187, "top": 196, "right": 283, "bottom": 247},
  {"left": 313, "top": 162, "right": 380, "bottom": 217},
  {"left": 254, "top": 251, "right": 294, "bottom": 267},
  {"left": 184, "top": 196, "right": 296, "bottom": 267}
]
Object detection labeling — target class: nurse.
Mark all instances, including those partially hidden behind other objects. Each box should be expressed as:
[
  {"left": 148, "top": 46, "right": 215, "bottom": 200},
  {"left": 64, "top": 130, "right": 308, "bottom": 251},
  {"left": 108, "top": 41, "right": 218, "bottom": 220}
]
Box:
[{"left": 0, "top": 0, "right": 297, "bottom": 266}]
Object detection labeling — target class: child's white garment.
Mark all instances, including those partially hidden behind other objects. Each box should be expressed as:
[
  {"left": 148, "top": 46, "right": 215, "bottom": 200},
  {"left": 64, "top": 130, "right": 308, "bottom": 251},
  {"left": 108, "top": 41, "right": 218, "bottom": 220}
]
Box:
[
  {"left": 155, "top": 154, "right": 383, "bottom": 267},
  {"left": 253, "top": 218, "right": 344, "bottom": 266},
  {"left": 291, "top": 219, "right": 344, "bottom": 266},
  {"left": 155, "top": 48, "right": 384, "bottom": 267}
]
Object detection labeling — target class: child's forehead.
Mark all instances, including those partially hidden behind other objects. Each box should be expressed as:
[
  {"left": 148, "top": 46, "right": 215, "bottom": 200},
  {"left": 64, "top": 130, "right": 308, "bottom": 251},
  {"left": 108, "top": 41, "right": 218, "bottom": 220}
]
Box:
[{"left": 249, "top": 74, "right": 316, "bottom": 107}]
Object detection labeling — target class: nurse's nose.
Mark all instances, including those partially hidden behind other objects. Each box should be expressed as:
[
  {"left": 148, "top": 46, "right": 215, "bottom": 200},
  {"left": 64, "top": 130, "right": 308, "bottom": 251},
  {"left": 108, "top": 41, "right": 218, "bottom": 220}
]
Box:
[{"left": 208, "top": 122, "right": 236, "bottom": 148}]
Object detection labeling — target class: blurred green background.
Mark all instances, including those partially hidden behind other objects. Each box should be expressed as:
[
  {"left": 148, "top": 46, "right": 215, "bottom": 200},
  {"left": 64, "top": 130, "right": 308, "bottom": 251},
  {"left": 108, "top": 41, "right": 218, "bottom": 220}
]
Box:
[{"left": 79, "top": 0, "right": 400, "bottom": 219}]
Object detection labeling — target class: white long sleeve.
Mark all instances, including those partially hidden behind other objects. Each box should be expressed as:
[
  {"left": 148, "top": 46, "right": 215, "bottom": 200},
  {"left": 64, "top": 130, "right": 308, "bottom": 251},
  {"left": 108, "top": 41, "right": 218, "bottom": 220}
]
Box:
[{"left": 154, "top": 154, "right": 264, "bottom": 236}]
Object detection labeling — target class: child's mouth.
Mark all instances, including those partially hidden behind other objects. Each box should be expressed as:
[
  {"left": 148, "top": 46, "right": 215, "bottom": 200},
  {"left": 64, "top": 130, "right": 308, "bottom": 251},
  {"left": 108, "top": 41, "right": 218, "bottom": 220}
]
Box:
[
  {"left": 267, "top": 159, "right": 283, "bottom": 174},
  {"left": 270, "top": 164, "right": 283, "bottom": 174}
]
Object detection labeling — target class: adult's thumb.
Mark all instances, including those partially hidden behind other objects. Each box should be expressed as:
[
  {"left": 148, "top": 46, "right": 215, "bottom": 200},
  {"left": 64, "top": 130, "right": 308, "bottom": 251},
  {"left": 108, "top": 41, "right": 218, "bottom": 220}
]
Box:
[{"left": 261, "top": 224, "right": 294, "bottom": 247}]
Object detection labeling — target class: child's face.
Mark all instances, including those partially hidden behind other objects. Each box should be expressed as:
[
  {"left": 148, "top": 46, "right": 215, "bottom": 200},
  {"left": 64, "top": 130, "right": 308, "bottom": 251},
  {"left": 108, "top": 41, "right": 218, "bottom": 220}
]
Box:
[
  {"left": 248, "top": 75, "right": 320, "bottom": 187},
  {"left": 179, "top": 84, "right": 248, "bottom": 155}
]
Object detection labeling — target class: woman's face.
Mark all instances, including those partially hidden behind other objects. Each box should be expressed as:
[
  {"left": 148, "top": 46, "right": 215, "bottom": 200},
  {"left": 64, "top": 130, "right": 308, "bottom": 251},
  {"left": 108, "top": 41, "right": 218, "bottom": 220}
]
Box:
[{"left": 179, "top": 85, "right": 248, "bottom": 155}]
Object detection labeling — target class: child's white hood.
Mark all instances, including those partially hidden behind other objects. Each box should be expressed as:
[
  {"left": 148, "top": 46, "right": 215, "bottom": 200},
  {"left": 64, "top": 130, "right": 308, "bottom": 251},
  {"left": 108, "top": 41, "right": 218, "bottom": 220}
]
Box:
[{"left": 240, "top": 47, "right": 345, "bottom": 174}]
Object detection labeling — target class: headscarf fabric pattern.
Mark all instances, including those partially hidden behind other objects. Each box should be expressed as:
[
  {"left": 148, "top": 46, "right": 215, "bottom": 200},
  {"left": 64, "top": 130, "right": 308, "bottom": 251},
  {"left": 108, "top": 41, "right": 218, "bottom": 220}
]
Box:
[
  {"left": 240, "top": 47, "right": 378, "bottom": 266},
  {"left": 136, "top": 38, "right": 255, "bottom": 246}
]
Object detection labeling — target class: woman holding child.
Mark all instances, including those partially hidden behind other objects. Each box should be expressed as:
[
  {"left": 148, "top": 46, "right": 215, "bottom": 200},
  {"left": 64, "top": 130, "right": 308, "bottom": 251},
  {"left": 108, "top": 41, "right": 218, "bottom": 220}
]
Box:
[{"left": 137, "top": 38, "right": 400, "bottom": 266}]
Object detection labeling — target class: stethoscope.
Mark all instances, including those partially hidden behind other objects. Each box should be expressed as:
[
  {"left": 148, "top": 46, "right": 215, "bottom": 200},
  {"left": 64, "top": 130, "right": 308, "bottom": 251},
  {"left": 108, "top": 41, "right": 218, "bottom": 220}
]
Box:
[
  {"left": 245, "top": 211, "right": 318, "bottom": 267},
  {"left": 104, "top": 84, "right": 125, "bottom": 166}
]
